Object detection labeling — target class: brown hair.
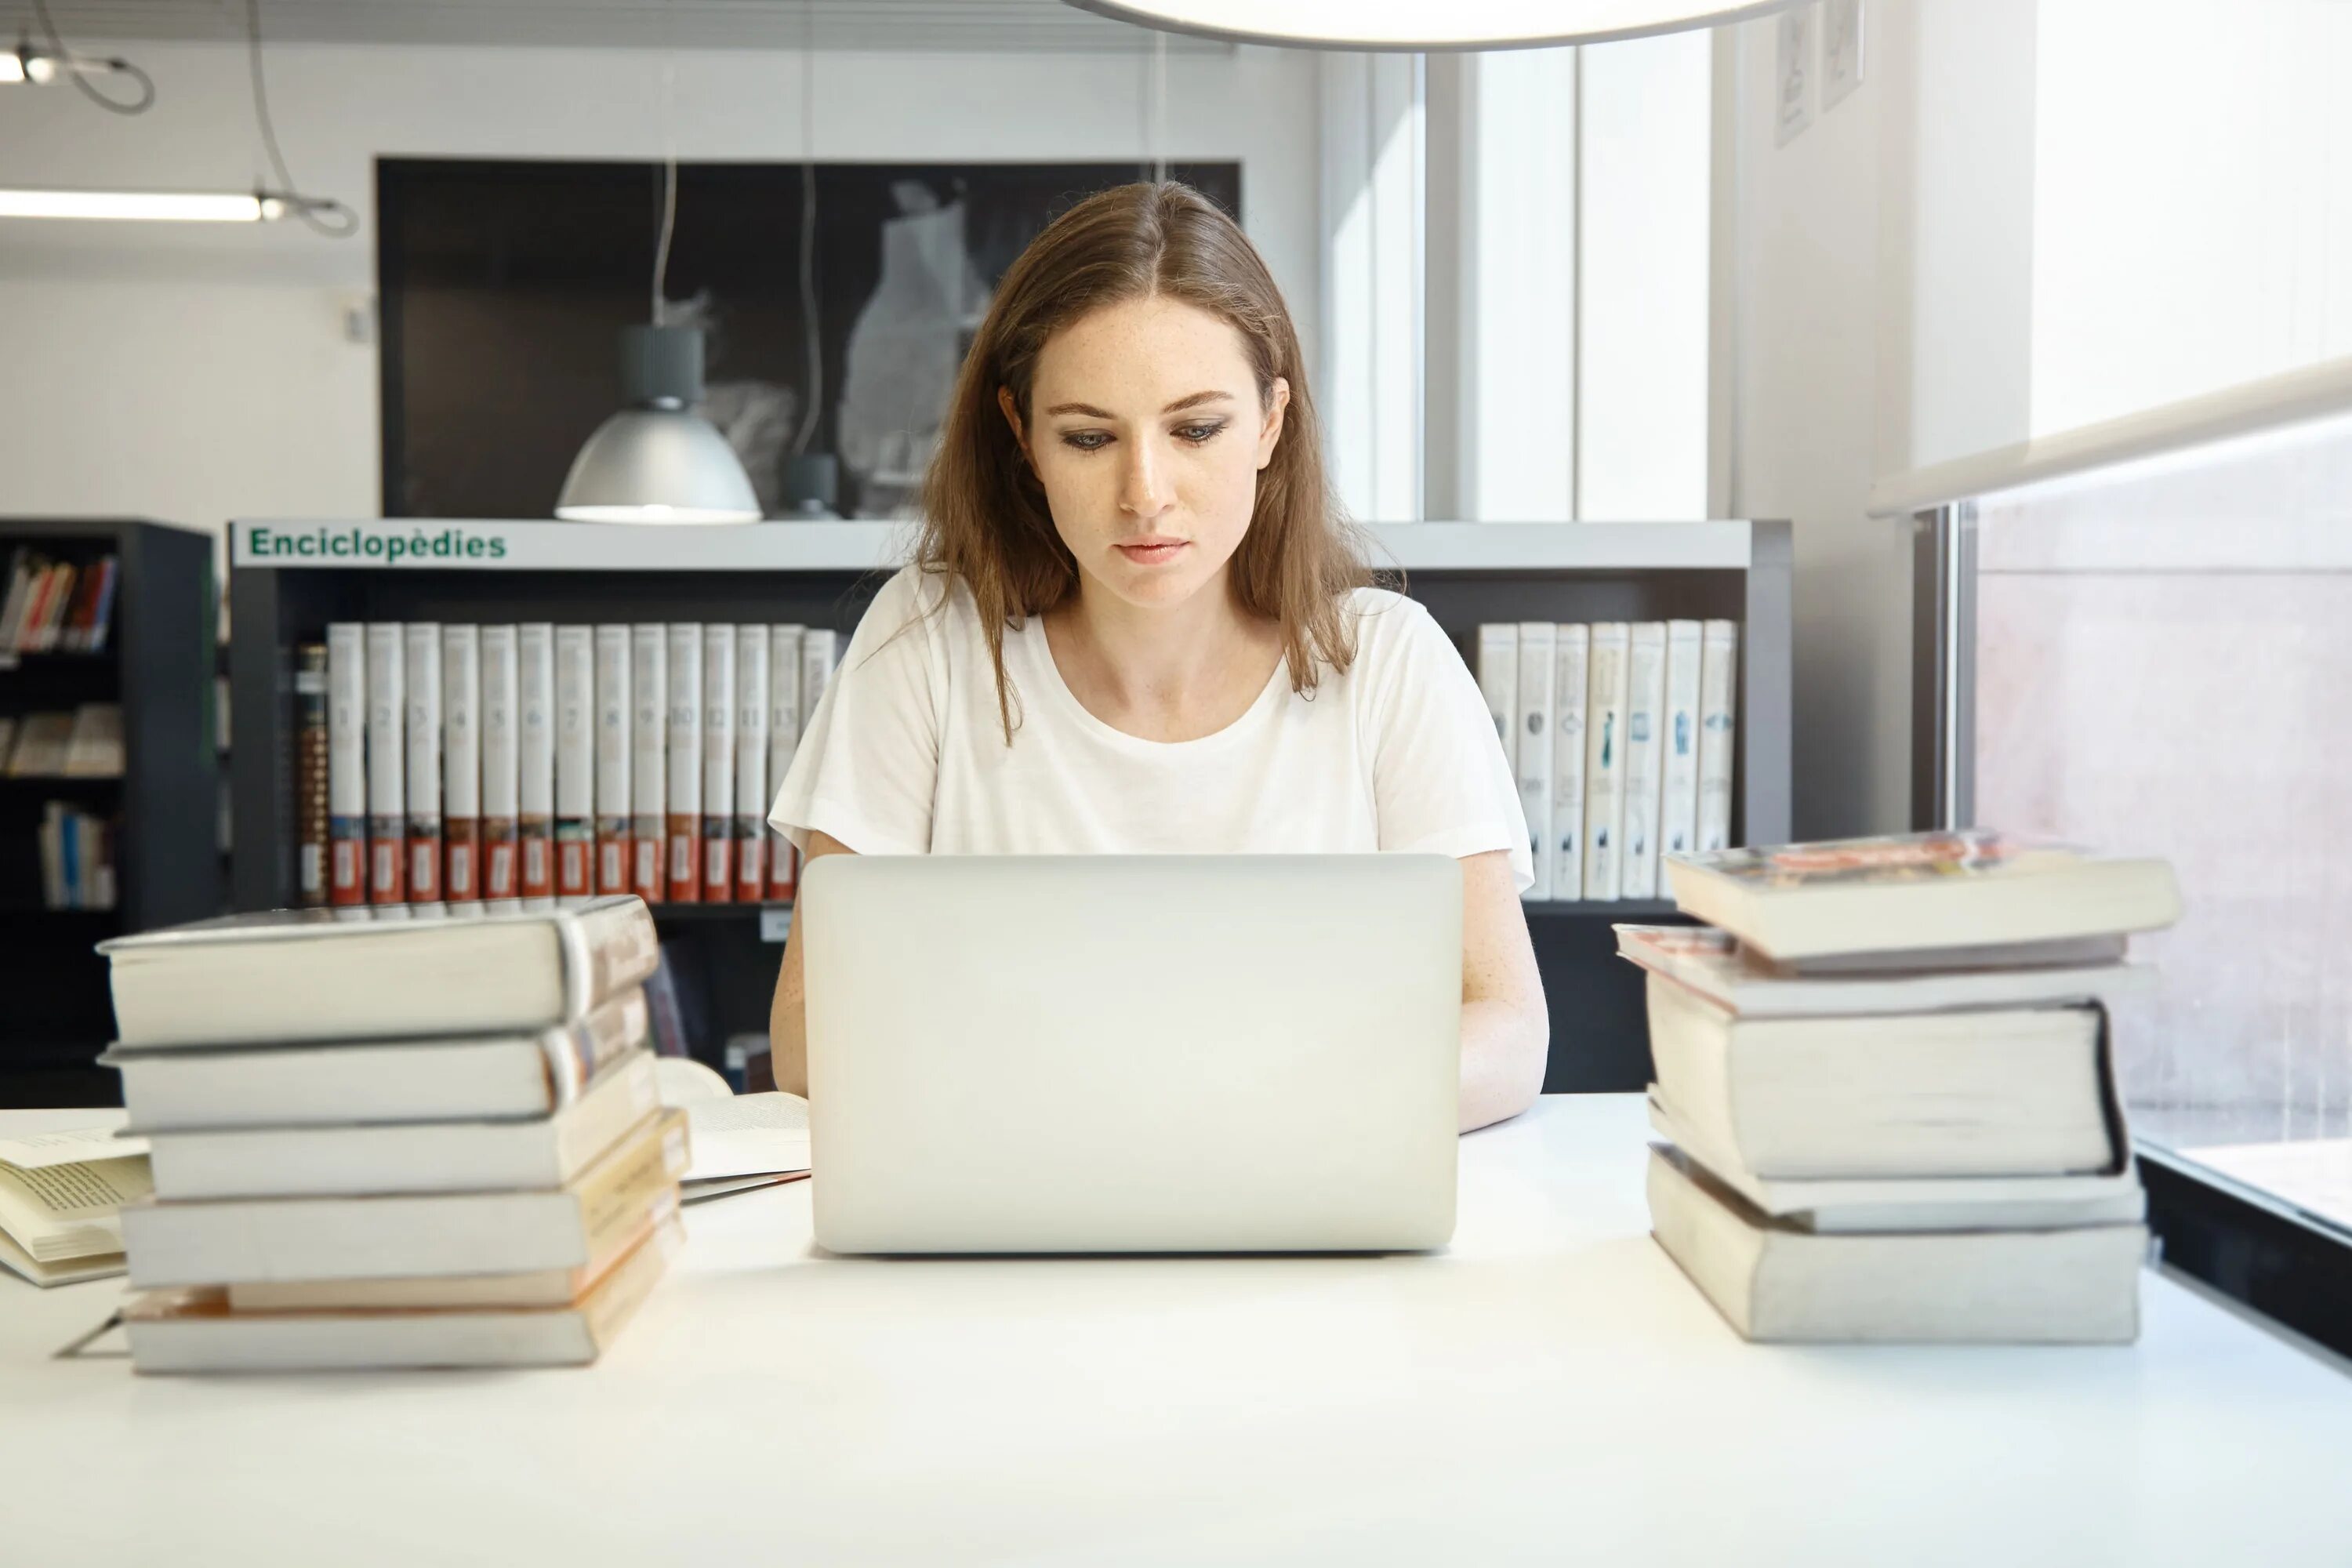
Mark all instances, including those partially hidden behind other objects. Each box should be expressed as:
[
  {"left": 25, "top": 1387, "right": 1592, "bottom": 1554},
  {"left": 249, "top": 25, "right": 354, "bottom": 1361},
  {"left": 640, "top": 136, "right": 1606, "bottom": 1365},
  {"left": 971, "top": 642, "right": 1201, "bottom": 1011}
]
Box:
[{"left": 915, "top": 180, "right": 1371, "bottom": 742}]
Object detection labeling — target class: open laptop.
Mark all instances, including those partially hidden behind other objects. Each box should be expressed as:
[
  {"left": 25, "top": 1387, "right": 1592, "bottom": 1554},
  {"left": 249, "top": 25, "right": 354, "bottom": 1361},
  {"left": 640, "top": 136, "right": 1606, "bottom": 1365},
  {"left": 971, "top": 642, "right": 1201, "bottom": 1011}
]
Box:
[{"left": 800, "top": 854, "right": 1462, "bottom": 1254}]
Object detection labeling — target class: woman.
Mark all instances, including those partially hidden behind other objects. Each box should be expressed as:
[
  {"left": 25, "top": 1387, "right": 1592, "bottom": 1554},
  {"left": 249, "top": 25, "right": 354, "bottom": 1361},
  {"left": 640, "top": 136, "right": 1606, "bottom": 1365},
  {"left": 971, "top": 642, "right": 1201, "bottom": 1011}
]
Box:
[{"left": 768, "top": 182, "right": 1547, "bottom": 1132}]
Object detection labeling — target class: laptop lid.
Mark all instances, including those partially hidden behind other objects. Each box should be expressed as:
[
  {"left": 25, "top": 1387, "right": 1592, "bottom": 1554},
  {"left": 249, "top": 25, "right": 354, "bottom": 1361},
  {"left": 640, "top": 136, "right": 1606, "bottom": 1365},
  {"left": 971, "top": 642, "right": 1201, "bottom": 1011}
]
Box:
[{"left": 802, "top": 854, "right": 1461, "bottom": 1254}]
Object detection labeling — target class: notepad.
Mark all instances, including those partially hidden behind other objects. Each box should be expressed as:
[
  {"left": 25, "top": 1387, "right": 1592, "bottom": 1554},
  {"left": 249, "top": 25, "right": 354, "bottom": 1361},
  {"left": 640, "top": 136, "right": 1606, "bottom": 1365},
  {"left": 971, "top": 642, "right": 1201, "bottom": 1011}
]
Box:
[{"left": 683, "top": 1091, "right": 810, "bottom": 1185}]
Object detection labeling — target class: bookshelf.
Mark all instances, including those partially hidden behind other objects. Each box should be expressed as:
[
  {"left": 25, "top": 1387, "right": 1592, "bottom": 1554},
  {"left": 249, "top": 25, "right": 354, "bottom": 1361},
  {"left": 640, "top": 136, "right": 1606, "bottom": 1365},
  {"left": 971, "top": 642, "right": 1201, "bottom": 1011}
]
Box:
[
  {"left": 0, "top": 518, "right": 223, "bottom": 1102},
  {"left": 227, "top": 518, "right": 1789, "bottom": 1091}
]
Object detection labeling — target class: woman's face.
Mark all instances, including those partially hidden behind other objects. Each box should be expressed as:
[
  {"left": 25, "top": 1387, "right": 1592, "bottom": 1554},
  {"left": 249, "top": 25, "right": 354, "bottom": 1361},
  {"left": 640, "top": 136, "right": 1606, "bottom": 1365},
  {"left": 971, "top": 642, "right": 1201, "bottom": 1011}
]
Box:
[{"left": 1003, "top": 294, "right": 1289, "bottom": 613}]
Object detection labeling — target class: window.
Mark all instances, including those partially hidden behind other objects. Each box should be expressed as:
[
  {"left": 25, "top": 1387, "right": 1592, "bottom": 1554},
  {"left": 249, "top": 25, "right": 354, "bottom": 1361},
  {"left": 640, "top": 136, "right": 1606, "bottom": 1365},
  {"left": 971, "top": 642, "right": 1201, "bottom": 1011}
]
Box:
[{"left": 1968, "top": 412, "right": 2352, "bottom": 1240}]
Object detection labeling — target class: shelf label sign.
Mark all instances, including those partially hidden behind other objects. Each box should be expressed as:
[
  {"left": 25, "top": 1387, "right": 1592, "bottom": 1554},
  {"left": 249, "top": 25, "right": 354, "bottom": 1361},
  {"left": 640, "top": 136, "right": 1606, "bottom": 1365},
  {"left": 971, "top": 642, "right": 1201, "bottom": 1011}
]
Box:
[{"left": 236, "top": 522, "right": 514, "bottom": 565}]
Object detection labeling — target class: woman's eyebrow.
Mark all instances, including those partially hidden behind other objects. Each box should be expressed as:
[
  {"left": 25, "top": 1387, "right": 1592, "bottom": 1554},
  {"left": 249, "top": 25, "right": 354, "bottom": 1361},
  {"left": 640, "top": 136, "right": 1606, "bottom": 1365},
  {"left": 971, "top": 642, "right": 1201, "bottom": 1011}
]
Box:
[{"left": 1042, "top": 390, "right": 1239, "bottom": 419}]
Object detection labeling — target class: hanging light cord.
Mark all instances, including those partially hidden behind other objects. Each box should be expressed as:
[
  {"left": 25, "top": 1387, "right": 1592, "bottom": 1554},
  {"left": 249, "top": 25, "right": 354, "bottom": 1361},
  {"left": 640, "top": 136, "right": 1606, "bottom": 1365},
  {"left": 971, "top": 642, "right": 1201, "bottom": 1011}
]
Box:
[
  {"left": 25, "top": 0, "right": 155, "bottom": 114},
  {"left": 243, "top": 0, "right": 354, "bottom": 235},
  {"left": 790, "top": 2, "right": 822, "bottom": 456}
]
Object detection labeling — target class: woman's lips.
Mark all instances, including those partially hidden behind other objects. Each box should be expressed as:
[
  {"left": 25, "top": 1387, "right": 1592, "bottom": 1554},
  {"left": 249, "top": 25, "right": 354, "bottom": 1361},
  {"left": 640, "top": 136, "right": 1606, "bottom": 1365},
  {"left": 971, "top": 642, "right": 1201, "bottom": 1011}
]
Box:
[{"left": 1114, "top": 539, "right": 1189, "bottom": 565}]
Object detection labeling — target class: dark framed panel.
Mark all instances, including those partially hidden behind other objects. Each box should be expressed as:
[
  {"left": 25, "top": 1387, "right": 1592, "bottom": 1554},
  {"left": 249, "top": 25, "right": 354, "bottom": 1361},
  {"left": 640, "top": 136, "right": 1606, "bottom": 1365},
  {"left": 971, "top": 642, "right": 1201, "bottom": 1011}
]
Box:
[{"left": 376, "top": 158, "right": 1243, "bottom": 521}]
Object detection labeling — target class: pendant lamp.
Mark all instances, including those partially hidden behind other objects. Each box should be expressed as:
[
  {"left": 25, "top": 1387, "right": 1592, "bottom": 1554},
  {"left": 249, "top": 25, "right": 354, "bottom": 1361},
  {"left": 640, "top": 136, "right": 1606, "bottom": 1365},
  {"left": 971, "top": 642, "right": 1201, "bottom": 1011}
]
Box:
[
  {"left": 556, "top": 322, "right": 762, "bottom": 524},
  {"left": 1065, "top": 0, "right": 1802, "bottom": 50}
]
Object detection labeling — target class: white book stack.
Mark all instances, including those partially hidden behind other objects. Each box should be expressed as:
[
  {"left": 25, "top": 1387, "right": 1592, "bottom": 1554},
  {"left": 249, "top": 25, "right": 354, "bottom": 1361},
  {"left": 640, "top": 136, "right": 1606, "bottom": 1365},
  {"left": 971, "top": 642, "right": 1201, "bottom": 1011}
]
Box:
[
  {"left": 296, "top": 619, "right": 848, "bottom": 913},
  {"left": 99, "top": 898, "right": 685, "bottom": 1374},
  {"left": 1632, "top": 830, "right": 2186, "bottom": 1343}
]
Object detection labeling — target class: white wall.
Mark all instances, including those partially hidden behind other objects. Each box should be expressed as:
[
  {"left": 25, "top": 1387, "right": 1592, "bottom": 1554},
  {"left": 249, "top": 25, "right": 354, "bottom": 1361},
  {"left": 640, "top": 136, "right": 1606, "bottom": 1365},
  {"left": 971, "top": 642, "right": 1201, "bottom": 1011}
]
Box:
[
  {"left": 1725, "top": 0, "right": 2042, "bottom": 838},
  {"left": 0, "top": 40, "right": 1322, "bottom": 541}
]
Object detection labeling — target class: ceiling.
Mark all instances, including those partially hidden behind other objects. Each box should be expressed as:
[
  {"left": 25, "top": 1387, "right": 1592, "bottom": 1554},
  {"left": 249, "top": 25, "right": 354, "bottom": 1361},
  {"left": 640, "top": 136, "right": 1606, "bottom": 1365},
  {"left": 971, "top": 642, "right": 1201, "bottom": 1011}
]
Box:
[{"left": 0, "top": 0, "right": 1227, "bottom": 52}]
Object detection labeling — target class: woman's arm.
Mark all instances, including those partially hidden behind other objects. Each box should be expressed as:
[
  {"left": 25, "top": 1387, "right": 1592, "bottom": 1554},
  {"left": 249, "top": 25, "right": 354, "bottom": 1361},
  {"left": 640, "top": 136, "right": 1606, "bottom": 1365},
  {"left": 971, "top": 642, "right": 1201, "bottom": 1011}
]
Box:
[
  {"left": 1457, "top": 848, "right": 1549, "bottom": 1132},
  {"left": 768, "top": 829, "right": 857, "bottom": 1098}
]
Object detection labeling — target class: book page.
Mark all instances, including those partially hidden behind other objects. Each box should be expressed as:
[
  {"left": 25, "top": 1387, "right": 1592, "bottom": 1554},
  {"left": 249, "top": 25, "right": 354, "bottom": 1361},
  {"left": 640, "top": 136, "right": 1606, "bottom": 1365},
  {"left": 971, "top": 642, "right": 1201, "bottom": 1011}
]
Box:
[
  {"left": 0, "top": 1121, "right": 148, "bottom": 1169},
  {"left": 0, "top": 1156, "right": 151, "bottom": 1259},
  {"left": 684, "top": 1092, "right": 811, "bottom": 1181}
]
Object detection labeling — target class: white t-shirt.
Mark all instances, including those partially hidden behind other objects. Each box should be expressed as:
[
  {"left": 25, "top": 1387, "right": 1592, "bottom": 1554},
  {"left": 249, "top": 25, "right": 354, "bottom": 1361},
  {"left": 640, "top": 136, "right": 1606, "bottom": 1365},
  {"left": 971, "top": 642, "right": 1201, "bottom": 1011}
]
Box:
[{"left": 768, "top": 564, "right": 1534, "bottom": 891}]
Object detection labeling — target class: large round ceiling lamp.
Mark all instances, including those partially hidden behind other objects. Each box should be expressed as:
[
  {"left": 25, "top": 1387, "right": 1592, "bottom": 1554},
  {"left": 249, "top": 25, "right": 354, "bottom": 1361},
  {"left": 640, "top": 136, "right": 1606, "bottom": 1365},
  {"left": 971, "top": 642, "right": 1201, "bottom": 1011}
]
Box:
[{"left": 1066, "top": 0, "right": 1802, "bottom": 50}]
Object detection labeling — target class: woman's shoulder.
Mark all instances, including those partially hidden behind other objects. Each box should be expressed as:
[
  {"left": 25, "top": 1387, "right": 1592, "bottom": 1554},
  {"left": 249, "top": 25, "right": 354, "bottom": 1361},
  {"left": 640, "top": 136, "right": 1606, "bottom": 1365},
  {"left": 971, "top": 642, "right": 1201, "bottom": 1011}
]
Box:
[
  {"left": 1338, "top": 585, "right": 1447, "bottom": 663},
  {"left": 855, "top": 563, "right": 982, "bottom": 654}
]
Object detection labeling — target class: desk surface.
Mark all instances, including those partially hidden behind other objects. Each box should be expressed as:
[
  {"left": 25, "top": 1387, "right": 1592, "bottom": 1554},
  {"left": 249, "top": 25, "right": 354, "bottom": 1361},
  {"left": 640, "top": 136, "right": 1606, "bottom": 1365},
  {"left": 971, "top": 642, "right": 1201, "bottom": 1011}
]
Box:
[{"left": 5, "top": 1095, "right": 2349, "bottom": 1567}]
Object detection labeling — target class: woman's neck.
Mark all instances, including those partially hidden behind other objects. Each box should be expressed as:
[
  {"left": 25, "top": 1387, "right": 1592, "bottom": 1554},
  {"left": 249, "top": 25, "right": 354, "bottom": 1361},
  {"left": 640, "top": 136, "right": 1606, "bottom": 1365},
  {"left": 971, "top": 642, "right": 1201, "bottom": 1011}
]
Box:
[{"left": 1044, "top": 572, "right": 1284, "bottom": 743}]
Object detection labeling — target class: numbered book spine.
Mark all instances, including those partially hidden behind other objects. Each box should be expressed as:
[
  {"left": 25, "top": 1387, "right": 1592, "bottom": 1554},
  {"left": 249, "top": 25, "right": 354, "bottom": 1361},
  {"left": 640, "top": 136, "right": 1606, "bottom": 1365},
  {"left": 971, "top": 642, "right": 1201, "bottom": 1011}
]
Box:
[
  {"left": 478, "top": 626, "right": 521, "bottom": 902},
  {"left": 516, "top": 624, "right": 557, "bottom": 908},
  {"left": 765, "top": 626, "right": 805, "bottom": 901},
  {"left": 1552, "top": 625, "right": 1589, "bottom": 903},
  {"left": 327, "top": 624, "right": 368, "bottom": 906},
  {"left": 1697, "top": 619, "right": 1740, "bottom": 853},
  {"left": 734, "top": 626, "right": 771, "bottom": 902},
  {"left": 1661, "top": 619, "right": 1704, "bottom": 864},
  {"left": 1475, "top": 623, "right": 1519, "bottom": 778},
  {"left": 1513, "top": 622, "right": 1556, "bottom": 902},
  {"left": 700, "top": 624, "right": 736, "bottom": 902},
  {"left": 363, "top": 622, "right": 407, "bottom": 904},
  {"left": 593, "top": 625, "right": 633, "bottom": 896},
  {"left": 664, "top": 624, "right": 703, "bottom": 903},
  {"left": 1581, "top": 622, "right": 1630, "bottom": 901},
  {"left": 441, "top": 625, "right": 481, "bottom": 905},
  {"left": 552, "top": 626, "right": 595, "bottom": 905},
  {"left": 1618, "top": 623, "right": 1668, "bottom": 899},
  {"left": 628, "top": 624, "right": 667, "bottom": 904},
  {"left": 294, "top": 643, "right": 330, "bottom": 907},
  {"left": 790, "top": 630, "right": 841, "bottom": 895},
  {"left": 401, "top": 623, "right": 444, "bottom": 904}
]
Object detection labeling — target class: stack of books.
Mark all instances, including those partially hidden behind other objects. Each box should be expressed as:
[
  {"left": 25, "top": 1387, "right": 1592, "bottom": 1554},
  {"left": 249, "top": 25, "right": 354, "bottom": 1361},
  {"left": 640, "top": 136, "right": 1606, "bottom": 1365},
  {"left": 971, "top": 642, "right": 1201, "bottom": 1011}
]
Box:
[
  {"left": 1631, "top": 830, "right": 2183, "bottom": 1343},
  {"left": 1474, "top": 619, "right": 1737, "bottom": 904},
  {"left": 98, "top": 895, "right": 688, "bottom": 1374},
  {"left": 307, "top": 619, "right": 841, "bottom": 910},
  {"left": 0, "top": 548, "right": 119, "bottom": 655}
]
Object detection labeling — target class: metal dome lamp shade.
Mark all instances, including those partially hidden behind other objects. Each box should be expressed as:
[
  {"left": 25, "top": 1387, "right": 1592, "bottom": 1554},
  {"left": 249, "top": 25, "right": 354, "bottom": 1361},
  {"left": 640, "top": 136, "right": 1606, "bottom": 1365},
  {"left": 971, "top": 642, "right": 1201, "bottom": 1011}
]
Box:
[
  {"left": 1065, "top": 0, "right": 1803, "bottom": 49},
  {"left": 557, "top": 323, "right": 762, "bottom": 524}
]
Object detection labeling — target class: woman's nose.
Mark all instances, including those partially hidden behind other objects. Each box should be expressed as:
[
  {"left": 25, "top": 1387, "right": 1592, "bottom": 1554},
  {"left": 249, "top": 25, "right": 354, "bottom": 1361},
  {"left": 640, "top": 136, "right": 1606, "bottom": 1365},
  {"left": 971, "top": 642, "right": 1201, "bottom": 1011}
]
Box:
[{"left": 1119, "top": 439, "right": 1172, "bottom": 519}]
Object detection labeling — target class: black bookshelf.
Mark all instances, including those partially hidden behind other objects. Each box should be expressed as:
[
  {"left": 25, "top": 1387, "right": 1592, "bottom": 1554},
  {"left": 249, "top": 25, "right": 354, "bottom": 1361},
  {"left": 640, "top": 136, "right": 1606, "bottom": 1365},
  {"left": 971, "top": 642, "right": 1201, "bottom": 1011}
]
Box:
[
  {"left": 227, "top": 519, "right": 1789, "bottom": 1092},
  {"left": 0, "top": 518, "right": 223, "bottom": 1105}
]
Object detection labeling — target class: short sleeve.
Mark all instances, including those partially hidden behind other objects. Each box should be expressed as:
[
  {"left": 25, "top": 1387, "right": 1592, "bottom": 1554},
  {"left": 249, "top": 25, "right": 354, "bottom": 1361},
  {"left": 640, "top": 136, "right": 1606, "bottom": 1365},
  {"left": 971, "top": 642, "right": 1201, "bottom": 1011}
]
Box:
[
  {"left": 767, "top": 567, "right": 945, "bottom": 856},
  {"left": 1364, "top": 597, "right": 1535, "bottom": 892}
]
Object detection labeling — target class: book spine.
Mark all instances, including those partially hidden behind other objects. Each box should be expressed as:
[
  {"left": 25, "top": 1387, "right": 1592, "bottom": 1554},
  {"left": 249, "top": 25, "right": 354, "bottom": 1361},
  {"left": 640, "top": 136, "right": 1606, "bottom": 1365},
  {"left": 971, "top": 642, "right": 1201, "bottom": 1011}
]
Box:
[
  {"left": 764, "top": 625, "right": 805, "bottom": 900},
  {"left": 294, "top": 643, "right": 330, "bottom": 908},
  {"left": 85, "top": 557, "right": 118, "bottom": 654},
  {"left": 593, "top": 625, "right": 633, "bottom": 896},
  {"left": 325, "top": 623, "right": 367, "bottom": 906},
  {"left": 1581, "top": 622, "right": 1630, "bottom": 901},
  {"left": 788, "top": 630, "right": 838, "bottom": 891},
  {"left": 1661, "top": 619, "right": 1704, "bottom": 863},
  {"left": 1697, "top": 619, "right": 1740, "bottom": 853},
  {"left": 553, "top": 626, "right": 596, "bottom": 906},
  {"left": 733, "top": 626, "right": 771, "bottom": 902},
  {"left": 479, "top": 626, "right": 521, "bottom": 902},
  {"left": 403, "top": 623, "right": 445, "bottom": 904},
  {"left": 1475, "top": 623, "right": 1519, "bottom": 778},
  {"left": 517, "top": 623, "right": 557, "bottom": 908},
  {"left": 1513, "top": 622, "right": 1556, "bottom": 902},
  {"left": 363, "top": 622, "right": 407, "bottom": 903},
  {"left": 700, "top": 623, "right": 736, "bottom": 902},
  {"left": 1552, "top": 625, "right": 1589, "bottom": 905},
  {"left": 1618, "top": 622, "right": 1668, "bottom": 899},
  {"left": 628, "top": 625, "right": 667, "bottom": 904},
  {"left": 441, "top": 624, "right": 482, "bottom": 904},
  {"left": 664, "top": 624, "right": 702, "bottom": 903}
]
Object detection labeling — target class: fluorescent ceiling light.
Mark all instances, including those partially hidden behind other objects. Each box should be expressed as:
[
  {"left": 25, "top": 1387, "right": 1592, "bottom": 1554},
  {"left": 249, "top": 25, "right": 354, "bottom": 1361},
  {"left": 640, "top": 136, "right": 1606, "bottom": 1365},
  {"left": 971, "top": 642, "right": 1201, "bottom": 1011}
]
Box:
[
  {"left": 0, "top": 51, "right": 24, "bottom": 84},
  {"left": 1067, "top": 0, "right": 1802, "bottom": 49},
  {"left": 0, "top": 188, "right": 296, "bottom": 222}
]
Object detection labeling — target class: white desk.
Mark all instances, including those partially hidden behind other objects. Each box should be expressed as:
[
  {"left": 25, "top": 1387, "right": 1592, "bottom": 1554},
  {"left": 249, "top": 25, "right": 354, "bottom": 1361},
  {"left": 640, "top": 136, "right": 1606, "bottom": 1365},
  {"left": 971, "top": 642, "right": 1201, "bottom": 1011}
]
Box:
[{"left": 5, "top": 1095, "right": 2349, "bottom": 1566}]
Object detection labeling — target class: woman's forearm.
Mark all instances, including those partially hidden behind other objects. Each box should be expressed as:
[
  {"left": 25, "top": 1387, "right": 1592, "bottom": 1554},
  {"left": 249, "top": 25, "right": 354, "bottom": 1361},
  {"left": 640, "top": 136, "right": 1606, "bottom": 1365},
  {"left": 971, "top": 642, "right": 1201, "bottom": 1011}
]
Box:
[{"left": 1458, "top": 995, "right": 1548, "bottom": 1133}]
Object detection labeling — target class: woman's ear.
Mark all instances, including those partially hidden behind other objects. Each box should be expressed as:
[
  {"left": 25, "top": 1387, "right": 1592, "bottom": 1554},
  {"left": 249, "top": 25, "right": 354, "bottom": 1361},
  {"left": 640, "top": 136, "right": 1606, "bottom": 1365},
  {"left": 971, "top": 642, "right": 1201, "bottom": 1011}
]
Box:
[
  {"left": 996, "top": 386, "right": 1031, "bottom": 469},
  {"left": 1256, "top": 376, "right": 1291, "bottom": 471}
]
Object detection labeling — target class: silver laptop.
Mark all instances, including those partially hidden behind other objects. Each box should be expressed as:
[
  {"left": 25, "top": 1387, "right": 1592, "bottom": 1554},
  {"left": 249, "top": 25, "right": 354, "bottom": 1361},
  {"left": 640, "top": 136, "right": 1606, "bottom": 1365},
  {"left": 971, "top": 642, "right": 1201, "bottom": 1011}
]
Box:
[{"left": 800, "top": 855, "right": 1462, "bottom": 1254}]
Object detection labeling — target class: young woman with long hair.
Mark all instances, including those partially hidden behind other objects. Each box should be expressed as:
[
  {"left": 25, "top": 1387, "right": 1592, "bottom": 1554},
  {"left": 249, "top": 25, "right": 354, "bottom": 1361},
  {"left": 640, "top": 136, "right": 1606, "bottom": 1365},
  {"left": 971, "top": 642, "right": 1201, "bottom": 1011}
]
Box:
[{"left": 768, "top": 182, "right": 1546, "bottom": 1131}]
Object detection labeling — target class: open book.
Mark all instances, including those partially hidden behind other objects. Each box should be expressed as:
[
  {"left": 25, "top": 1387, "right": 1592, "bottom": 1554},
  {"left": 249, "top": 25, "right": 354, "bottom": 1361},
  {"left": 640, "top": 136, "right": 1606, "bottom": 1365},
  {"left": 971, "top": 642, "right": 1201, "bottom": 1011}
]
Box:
[
  {"left": 0, "top": 1120, "right": 153, "bottom": 1287},
  {"left": 677, "top": 1090, "right": 810, "bottom": 1202}
]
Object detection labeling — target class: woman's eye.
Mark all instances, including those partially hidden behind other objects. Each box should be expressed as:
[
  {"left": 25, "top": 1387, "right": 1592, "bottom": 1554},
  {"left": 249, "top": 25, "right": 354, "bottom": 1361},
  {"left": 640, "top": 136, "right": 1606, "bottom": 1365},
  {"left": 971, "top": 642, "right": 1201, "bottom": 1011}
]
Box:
[
  {"left": 1059, "top": 430, "right": 1112, "bottom": 452},
  {"left": 1175, "top": 422, "right": 1226, "bottom": 445}
]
